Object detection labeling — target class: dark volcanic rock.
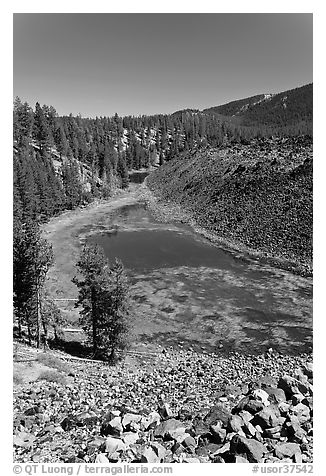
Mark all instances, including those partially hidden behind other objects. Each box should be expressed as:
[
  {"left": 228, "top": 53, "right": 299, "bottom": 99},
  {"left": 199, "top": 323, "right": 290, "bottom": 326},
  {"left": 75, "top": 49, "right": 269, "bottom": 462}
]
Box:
[
  {"left": 244, "top": 399, "right": 265, "bottom": 414},
  {"left": 178, "top": 408, "right": 193, "bottom": 421},
  {"left": 285, "top": 418, "right": 308, "bottom": 444},
  {"left": 210, "top": 424, "right": 227, "bottom": 444},
  {"left": 204, "top": 405, "right": 231, "bottom": 427},
  {"left": 265, "top": 387, "right": 287, "bottom": 404},
  {"left": 278, "top": 376, "right": 309, "bottom": 398},
  {"left": 182, "top": 435, "right": 196, "bottom": 450},
  {"left": 24, "top": 406, "right": 39, "bottom": 416},
  {"left": 230, "top": 434, "right": 267, "bottom": 463},
  {"left": 60, "top": 416, "right": 76, "bottom": 432},
  {"left": 100, "top": 416, "right": 123, "bottom": 437},
  {"left": 233, "top": 395, "right": 266, "bottom": 415},
  {"left": 192, "top": 417, "right": 210, "bottom": 437}
]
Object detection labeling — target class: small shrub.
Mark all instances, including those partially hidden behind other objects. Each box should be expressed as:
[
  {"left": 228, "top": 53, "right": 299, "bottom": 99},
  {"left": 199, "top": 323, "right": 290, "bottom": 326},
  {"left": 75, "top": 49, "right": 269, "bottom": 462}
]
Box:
[{"left": 37, "top": 370, "right": 67, "bottom": 385}]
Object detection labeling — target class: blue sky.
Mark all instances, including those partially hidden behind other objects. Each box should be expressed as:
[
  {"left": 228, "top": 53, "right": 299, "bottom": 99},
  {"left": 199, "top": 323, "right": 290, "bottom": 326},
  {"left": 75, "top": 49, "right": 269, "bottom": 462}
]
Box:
[{"left": 13, "top": 13, "right": 312, "bottom": 117}]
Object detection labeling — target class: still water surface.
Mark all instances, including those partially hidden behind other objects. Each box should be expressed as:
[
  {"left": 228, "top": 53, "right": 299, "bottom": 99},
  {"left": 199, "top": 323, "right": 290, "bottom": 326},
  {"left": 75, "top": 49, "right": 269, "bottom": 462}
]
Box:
[{"left": 86, "top": 202, "right": 312, "bottom": 354}]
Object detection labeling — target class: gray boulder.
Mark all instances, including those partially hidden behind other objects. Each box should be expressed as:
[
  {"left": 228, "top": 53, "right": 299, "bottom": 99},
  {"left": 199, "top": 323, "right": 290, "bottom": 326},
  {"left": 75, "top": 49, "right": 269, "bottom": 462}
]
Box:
[
  {"left": 235, "top": 455, "right": 249, "bottom": 463},
  {"left": 154, "top": 418, "right": 185, "bottom": 440},
  {"left": 210, "top": 424, "right": 227, "bottom": 443},
  {"left": 302, "top": 362, "right": 313, "bottom": 379},
  {"left": 274, "top": 442, "right": 301, "bottom": 460},
  {"left": 227, "top": 414, "right": 244, "bottom": 433},
  {"left": 204, "top": 404, "right": 231, "bottom": 427},
  {"left": 278, "top": 376, "right": 309, "bottom": 398},
  {"left": 286, "top": 417, "right": 308, "bottom": 444},
  {"left": 288, "top": 403, "right": 310, "bottom": 424},
  {"left": 101, "top": 416, "right": 123, "bottom": 437},
  {"left": 182, "top": 435, "right": 196, "bottom": 450},
  {"left": 122, "top": 413, "right": 142, "bottom": 431},
  {"left": 158, "top": 401, "right": 174, "bottom": 420},
  {"left": 141, "top": 410, "right": 161, "bottom": 430},
  {"left": 230, "top": 434, "right": 267, "bottom": 463},
  {"left": 105, "top": 436, "right": 126, "bottom": 456},
  {"left": 252, "top": 405, "right": 281, "bottom": 429},
  {"left": 141, "top": 446, "right": 160, "bottom": 463},
  {"left": 244, "top": 399, "right": 265, "bottom": 414},
  {"left": 95, "top": 453, "right": 110, "bottom": 463},
  {"left": 265, "top": 387, "right": 287, "bottom": 404},
  {"left": 238, "top": 410, "right": 254, "bottom": 423}
]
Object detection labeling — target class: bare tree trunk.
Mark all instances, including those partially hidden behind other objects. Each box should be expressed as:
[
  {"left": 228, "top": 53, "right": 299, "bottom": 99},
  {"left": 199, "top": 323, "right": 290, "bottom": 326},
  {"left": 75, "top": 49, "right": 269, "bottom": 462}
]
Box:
[
  {"left": 41, "top": 307, "right": 49, "bottom": 350},
  {"left": 36, "top": 286, "right": 41, "bottom": 348},
  {"left": 54, "top": 327, "right": 58, "bottom": 344},
  {"left": 27, "top": 322, "right": 32, "bottom": 346},
  {"left": 110, "top": 348, "right": 116, "bottom": 362},
  {"left": 17, "top": 314, "right": 22, "bottom": 339},
  {"left": 91, "top": 286, "right": 97, "bottom": 357}
]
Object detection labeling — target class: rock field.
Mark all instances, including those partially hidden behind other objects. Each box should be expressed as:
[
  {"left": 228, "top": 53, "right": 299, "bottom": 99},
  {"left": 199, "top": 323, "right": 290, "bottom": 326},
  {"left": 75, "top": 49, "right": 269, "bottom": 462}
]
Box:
[{"left": 13, "top": 345, "right": 313, "bottom": 464}]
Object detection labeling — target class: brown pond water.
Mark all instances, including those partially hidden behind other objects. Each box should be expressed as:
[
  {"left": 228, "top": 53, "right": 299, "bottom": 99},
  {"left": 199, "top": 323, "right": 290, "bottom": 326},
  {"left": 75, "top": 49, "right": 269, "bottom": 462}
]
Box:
[{"left": 85, "top": 201, "right": 312, "bottom": 355}]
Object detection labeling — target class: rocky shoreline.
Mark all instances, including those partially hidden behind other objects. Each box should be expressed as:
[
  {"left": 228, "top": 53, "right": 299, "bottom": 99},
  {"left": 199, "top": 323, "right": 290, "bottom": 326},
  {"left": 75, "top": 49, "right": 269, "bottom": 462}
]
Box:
[
  {"left": 139, "top": 182, "right": 310, "bottom": 278},
  {"left": 143, "top": 138, "right": 313, "bottom": 278},
  {"left": 13, "top": 345, "right": 312, "bottom": 464}
]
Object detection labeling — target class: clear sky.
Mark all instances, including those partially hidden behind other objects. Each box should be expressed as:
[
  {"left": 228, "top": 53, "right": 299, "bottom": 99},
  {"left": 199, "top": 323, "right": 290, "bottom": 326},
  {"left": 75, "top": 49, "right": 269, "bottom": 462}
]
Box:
[{"left": 13, "top": 13, "right": 313, "bottom": 118}]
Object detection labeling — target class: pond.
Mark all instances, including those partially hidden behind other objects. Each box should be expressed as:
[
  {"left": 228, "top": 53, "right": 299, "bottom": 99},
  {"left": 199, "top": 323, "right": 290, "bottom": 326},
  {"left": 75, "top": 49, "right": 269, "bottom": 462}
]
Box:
[{"left": 86, "top": 202, "right": 312, "bottom": 354}]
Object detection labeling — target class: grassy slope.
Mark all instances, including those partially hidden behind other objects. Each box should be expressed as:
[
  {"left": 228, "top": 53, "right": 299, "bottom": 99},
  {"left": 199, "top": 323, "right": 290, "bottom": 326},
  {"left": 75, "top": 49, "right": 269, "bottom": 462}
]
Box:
[{"left": 147, "top": 137, "right": 312, "bottom": 274}]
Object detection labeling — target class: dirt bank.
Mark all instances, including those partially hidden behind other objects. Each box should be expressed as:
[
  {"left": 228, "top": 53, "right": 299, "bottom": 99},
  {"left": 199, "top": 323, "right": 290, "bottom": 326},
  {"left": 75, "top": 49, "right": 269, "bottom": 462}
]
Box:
[{"left": 43, "top": 186, "right": 143, "bottom": 317}]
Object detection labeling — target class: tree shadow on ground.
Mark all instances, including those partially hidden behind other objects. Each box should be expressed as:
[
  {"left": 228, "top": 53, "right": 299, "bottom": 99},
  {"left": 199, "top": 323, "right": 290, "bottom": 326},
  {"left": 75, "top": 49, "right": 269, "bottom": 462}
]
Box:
[{"left": 47, "top": 337, "right": 93, "bottom": 359}]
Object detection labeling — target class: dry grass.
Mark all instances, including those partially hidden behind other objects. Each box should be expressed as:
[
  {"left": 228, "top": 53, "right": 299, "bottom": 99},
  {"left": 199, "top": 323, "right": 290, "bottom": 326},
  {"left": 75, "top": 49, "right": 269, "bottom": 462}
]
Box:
[
  {"left": 36, "top": 352, "right": 70, "bottom": 373},
  {"left": 13, "top": 374, "right": 23, "bottom": 385}
]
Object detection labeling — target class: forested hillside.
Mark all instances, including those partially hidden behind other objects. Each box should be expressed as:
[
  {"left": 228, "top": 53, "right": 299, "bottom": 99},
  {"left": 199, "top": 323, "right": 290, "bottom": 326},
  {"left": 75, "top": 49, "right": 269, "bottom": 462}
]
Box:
[
  {"left": 13, "top": 83, "right": 312, "bottom": 224},
  {"left": 203, "top": 84, "right": 312, "bottom": 133},
  {"left": 14, "top": 84, "right": 312, "bottom": 223}
]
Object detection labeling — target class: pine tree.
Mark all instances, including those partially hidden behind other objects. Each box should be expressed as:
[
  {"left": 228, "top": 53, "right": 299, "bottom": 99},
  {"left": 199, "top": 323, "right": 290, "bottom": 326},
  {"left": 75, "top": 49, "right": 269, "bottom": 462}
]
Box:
[
  {"left": 102, "top": 258, "right": 130, "bottom": 361},
  {"left": 117, "top": 152, "right": 129, "bottom": 189},
  {"left": 13, "top": 220, "right": 54, "bottom": 346},
  {"left": 72, "top": 244, "right": 130, "bottom": 361},
  {"left": 14, "top": 149, "right": 39, "bottom": 221},
  {"left": 13, "top": 97, "right": 34, "bottom": 145},
  {"left": 33, "top": 102, "right": 52, "bottom": 152},
  {"left": 62, "top": 159, "right": 83, "bottom": 209},
  {"left": 55, "top": 125, "right": 68, "bottom": 159}
]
